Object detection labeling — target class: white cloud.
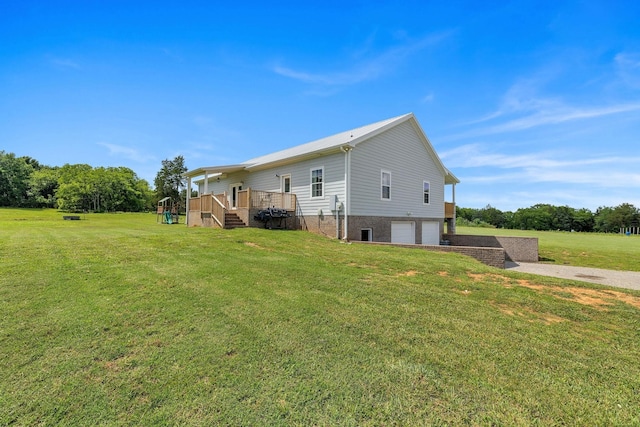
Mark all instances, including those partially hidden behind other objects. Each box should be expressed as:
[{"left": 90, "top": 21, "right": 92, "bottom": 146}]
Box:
[
  {"left": 448, "top": 74, "right": 640, "bottom": 141},
  {"left": 461, "top": 166, "right": 640, "bottom": 188},
  {"left": 98, "top": 143, "right": 155, "bottom": 163},
  {"left": 443, "top": 142, "right": 640, "bottom": 204},
  {"left": 48, "top": 55, "right": 81, "bottom": 70},
  {"left": 421, "top": 92, "right": 435, "bottom": 103},
  {"left": 615, "top": 52, "right": 640, "bottom": 89},
  {"left": 488, "top": 103, "right": 640, "bottom": 134},
  {"left": 449, "top": 100, "right": 640, "bottom": 141},
  {"left": 441, "top": 144, "right": 640, "bottom": 170},
  {"left": 272, "top": 30, "right": 453, "bottom": 87}
]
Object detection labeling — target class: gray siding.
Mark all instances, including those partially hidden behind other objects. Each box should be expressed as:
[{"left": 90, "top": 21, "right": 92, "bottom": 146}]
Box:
[
  {"left": 194, "top": 119, "right": 448, "bottom": 225},
  {"left": 200, "top": 152, "right": 346, "bottom": 217},
  {"left": 350, "top": 121, "right": 445, "bottom": 218}
]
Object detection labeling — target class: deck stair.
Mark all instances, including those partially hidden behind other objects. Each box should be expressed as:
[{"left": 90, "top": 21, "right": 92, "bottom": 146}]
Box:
[{"left": 224, "top": 212, "right": 246, "bottom": 229}]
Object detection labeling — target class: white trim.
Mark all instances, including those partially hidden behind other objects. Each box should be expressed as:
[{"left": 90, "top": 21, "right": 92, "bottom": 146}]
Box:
[
  {"left": 423, "top": 180, "right": 431, "bottom": 205},
  {"left": 381, "top": 170, "right": 391, "bottom": 201},
  {"left": 281, "top": 174, "right": 292, "bottom": 193},
  {"left": 361, "top": 228, "right": 373, "bottom": 242},
  {"left": 310, "top": 166, "right": 324, "bottom": 199},
  {"left": 229, "top": 182, "right": 243, "bottom": 209}
]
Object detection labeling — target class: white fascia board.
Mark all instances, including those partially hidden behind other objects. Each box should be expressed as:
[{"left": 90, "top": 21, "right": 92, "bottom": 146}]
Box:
[{"left": 184, "top": 164, "right": 247, "bottom": 178}]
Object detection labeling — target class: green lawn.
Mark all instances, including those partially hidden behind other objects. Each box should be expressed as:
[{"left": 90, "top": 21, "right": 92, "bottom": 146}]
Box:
[
  {"left": 457, "top": 225, "right": 640, "bottom": 271},
  {"left": 1, "top": 209, "right": 639, "bottom": 425}
]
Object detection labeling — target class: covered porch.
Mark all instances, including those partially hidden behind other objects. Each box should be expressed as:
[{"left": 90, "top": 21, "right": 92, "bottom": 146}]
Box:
[{"left": 444, "top": 171, "right": 458, "bottom": 234}]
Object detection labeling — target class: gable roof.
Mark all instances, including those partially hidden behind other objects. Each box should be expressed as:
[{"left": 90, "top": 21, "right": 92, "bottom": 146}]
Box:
[
  {"left": 185, "top": 113, "right": 459, "bottom": 184},
  {"left": 242, "top": 113, "right": 413, "bottom": 169}
]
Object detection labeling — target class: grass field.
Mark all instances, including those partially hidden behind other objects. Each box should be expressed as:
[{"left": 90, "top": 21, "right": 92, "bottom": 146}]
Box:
[
  {"left": 1, "top": 209, "right": 639, "bottom": 425},
  {"left": 457, "top": 225, "right": 640, "bottom": 271}
]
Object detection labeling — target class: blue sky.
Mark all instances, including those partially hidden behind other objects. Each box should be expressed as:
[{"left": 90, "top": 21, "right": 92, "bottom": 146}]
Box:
[{"left": 2, "top": 1, "right": 639, "bottom": 211}]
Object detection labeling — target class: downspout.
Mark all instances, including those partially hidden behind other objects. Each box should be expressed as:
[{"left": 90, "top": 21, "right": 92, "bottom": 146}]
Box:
[{"left": 341, "top": 145, "right": 352, "bottom": 240}]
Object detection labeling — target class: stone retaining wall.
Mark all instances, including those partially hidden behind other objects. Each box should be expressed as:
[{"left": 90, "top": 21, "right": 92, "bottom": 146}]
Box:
[
  {"left": 357, "top": 242, "right": 506, "bottom": 269},
  {"left": 443, "top": 234, "right": 538, "bottom": 262}
]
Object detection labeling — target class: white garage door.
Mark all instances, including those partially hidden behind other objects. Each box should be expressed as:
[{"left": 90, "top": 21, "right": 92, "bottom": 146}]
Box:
[
  {"left": 421, "top": 221, "right": 440, "bottom": 245},
  {"left": 391, "top": 222, "right": 415, "bottom": 244}
]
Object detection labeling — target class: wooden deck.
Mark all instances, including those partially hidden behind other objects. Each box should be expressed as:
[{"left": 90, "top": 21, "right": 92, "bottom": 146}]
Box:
[{"left": 188, "top": 189, "right": 296, "bottom": 228}]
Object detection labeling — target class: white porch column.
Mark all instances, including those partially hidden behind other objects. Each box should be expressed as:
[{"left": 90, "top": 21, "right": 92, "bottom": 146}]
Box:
[
  {"left": 451, "top": 183, "right": 456, "bottom": 234},
  {"left": 204, "top": 172, "right": 209, "bottom": 195},
  {"left": 186, "top": 176, "right": 192, "bottom": 226}
]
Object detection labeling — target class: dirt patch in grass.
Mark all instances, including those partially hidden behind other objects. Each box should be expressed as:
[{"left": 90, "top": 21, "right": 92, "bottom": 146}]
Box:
[
  {"left": 438, "top": 271, "right": 448, "bottom": 277},
  {"left": 516, "top": 280, "right": 640, "bottom": 310},
  {"left": 467, "top": 272, "right": 512, "bottom": 286},
  {"left": 491, "top": 302, "right": 566, "bottom": 325},
  {"left": 244, "top": 242, "right": 263, "bottom": 249},
  {"left": 468, "top": 272, "right": 640, "bottom": 310},
  {"left": 397, "top": 270, "right": 419, "bottom": 277}
]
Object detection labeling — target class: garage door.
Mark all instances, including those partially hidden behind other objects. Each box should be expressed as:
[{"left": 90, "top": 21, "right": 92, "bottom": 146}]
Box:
[
  {"left": 421, "top": 221, "right": 440, "bottom": 245},
  {"left": 391, "top": 222, "right": 415, "bottom": 244}
]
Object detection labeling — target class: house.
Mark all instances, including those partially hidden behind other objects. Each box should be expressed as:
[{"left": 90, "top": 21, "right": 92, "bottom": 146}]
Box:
[{"left": 184, "top": 113, "right": 459, "bottom": 244}]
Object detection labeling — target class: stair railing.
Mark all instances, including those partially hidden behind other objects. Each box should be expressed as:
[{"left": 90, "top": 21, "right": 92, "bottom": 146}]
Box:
[{"left": 211, "top": 194, "right": 227, "bottom": 228}]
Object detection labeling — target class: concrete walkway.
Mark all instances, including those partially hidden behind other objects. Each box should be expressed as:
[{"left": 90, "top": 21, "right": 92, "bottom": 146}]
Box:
[{"left": 505, "top": 262, "right": 640, "bottom": 291}]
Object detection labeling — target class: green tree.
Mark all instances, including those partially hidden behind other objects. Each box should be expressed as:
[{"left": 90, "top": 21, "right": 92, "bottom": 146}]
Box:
[
  {"left": 56, "top": 164, "right": 93, "bottom": 211},
  {"left": 512, "top": 204, "right": 554, "bottom": 230},
  {"left": 28, "top": 166, "right": 60, "bottom": 208},
  {"left": 154, "top": 155, "right": 187, "bottom": 208},
  {"left": 98, "top": 167, "right": 152, "bottom": 212},
  {"left": 609, "top": 203, "right": 639, "bottom": 231},
  {"left": 0, "top": 151, "right": 34, "bottom": 207},
  {"left": 572, "top": 208, "right": 594, "bottom": 232},
  {"left": 480, "top": 204, "right": 505, "bottom": 228},
  {"left": 551, "top": 205, "right": 574, "bottom": 231},
  {"left": 56, "top": 164, "right": 153, "bottom": 212}
]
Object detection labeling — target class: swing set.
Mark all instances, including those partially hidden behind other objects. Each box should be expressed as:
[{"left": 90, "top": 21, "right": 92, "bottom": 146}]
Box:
[{"left": 157, "top": 197, "right": 180, "bottom": 224}]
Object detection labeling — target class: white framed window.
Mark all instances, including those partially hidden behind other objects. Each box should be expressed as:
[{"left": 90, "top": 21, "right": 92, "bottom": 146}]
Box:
[
  {"left": 311, "top": 167, "right": 324, "bottom": 198},
  {"left": 423, "top": 181, "right": 430, "bottom": 204},
  {"left": 381, "top": 170, "right": 391, "bottom": 200},
  {"left": 281, "top": 174, "right": 291, "bottom": 193}
]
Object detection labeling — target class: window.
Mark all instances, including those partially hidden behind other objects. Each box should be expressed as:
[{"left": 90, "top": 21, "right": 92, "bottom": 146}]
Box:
[
  {"left": 361, "top": 228, "right": 372, "bottom": 241},
  {"left": 311, "top": 167, "right": 323, "bottom": 198},
  {"left": 423, "top": 181, "right": 430, "bottom": 204},
  {"left": 381, "top": 171, "right": 391, "bottom": 200}
]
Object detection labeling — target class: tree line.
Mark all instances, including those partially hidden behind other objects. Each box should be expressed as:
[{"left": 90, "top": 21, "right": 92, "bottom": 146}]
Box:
[
  {"left": 457, "top": 203, "right": 640, "bottom": 233},
  {"left": 2, "top": 150, "right": 638, "bottom": 231},
  {"left": 0, "top": 151, "right": 186, "bottom": 212}
]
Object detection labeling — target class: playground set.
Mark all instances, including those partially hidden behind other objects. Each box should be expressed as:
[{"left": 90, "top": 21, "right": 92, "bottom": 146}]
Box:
[{"left": 157, "top": 197, "right": 180, "bottom": 224}]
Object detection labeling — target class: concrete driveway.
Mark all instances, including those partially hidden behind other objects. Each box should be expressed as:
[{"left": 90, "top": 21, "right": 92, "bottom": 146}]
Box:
[{"left": 506, "top": 262, "right": 640, "bottom": 291}]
